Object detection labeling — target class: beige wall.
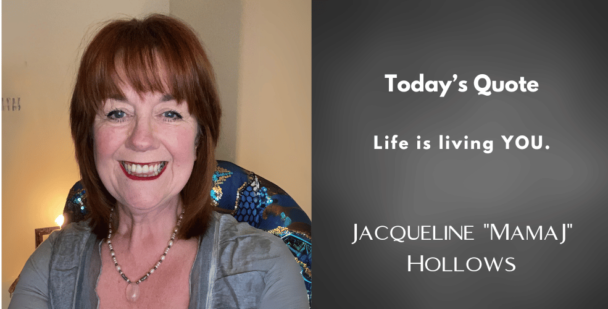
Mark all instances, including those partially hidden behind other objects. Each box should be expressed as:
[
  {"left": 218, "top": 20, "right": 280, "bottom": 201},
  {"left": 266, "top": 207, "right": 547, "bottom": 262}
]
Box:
[
  {"left": 2, "top": 0, "right": 310, "bottom": 307},
  {"left": 235, "top": 0, "right": 311, "bottom": 216}
]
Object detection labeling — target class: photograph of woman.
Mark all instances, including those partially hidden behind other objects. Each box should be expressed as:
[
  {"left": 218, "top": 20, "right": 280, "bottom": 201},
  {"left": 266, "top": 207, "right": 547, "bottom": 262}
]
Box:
[{"left": 5, "top": 3, "right": 311, "bottom": 309}]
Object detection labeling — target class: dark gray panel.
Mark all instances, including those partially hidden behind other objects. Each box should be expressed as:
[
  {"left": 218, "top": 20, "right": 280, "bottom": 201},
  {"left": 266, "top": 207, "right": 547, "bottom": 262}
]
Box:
[{"left": 313, "top": 1, "right": 608, "bottom": 308}]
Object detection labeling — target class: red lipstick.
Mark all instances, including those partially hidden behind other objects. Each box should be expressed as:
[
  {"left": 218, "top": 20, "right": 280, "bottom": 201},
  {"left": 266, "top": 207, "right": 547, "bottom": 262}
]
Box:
[{"left": 120, "top": 161, "right": 167, "bottom": 181}]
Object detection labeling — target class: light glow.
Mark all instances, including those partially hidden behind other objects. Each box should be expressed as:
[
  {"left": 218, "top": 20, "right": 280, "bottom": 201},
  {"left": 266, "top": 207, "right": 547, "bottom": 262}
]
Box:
[{"left": 55, "top": 214, "right": 64, "bottom": 227}]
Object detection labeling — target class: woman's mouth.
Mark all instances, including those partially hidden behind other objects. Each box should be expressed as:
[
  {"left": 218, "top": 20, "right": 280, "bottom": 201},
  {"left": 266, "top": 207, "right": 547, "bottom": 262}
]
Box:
[{"left": 120, "top": 161, "right": 167, "bottom": 180}]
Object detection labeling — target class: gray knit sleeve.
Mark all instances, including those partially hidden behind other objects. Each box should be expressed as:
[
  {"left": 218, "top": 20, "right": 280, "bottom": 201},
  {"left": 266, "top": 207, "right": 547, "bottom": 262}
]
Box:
[
  {"left": 258, "top": 240, "right": 309, "bottom": 309},
  {"left": 9, "top": 234, "right": 55, "bottom": 309}
]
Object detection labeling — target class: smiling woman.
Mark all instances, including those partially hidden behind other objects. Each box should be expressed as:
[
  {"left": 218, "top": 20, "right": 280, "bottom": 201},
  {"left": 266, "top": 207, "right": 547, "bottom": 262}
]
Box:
[{"left": 9, "top": 14, "right": 308, "bottom": 309}]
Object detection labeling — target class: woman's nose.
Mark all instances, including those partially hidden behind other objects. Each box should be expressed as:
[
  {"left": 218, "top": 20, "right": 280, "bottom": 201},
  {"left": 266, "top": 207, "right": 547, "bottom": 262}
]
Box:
[{"left": 126, "top": 118, "right": 159, "bottom": 151}]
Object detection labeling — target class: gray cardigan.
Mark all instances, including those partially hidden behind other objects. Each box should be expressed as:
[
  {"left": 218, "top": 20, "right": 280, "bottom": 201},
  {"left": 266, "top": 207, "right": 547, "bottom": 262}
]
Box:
[{"left": 10, "top": 212, "right": 309, "bottom": 309}]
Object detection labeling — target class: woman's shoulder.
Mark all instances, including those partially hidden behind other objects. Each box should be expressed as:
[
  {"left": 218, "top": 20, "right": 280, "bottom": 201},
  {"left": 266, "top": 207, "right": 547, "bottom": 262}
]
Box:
[
  {"left": 214, "top": 212, "right": 291, "bottom": 259},
  {"left": 211, "top": 212, "right": 301, "bottom": 276},
  {"left": 47, "top": 220, "right": 94, "bottom": 250},
  {"left": 208, "top": 212, "right": 309, "bottom": 308},
  {"left": 9, "top": 221, "right": 94, "bottom": 308}
]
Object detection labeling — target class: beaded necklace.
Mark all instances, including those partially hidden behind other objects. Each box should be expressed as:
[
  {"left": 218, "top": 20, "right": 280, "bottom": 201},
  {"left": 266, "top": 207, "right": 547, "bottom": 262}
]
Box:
[{"left": 107, "top": 208, "right": 184, "bottom": 302}]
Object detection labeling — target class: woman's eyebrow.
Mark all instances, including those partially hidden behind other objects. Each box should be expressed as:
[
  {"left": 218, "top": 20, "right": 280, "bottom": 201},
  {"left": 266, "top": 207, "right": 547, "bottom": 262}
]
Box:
[
  {"left": 108, "top": 94, "right": 127, "bottom": 101},
  {"left": 161, "top": 94, "right": 175, "bottom": 102}
]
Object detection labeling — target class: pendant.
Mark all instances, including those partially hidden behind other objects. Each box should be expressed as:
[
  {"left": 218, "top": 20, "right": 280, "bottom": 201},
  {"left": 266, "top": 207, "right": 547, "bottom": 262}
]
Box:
[{"left": 126, "top": 283, "right": 140, "bottom": 302}]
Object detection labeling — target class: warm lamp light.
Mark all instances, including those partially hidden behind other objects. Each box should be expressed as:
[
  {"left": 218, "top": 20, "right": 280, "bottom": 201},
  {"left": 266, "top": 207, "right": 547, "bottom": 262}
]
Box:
[{"left": 55, "top": 214, "right": 64, "bottom": 227}]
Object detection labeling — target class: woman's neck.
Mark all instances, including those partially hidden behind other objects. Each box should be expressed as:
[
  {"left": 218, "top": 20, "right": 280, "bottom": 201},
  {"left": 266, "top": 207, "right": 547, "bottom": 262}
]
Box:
[{"left": 113, "top": 198, "right": 183, "bottom": 252}]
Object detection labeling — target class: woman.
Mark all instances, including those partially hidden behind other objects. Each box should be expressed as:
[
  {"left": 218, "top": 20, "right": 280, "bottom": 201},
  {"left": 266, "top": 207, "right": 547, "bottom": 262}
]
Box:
[{"left": 10, "top": 14, "right": 308, "bottom": 308}]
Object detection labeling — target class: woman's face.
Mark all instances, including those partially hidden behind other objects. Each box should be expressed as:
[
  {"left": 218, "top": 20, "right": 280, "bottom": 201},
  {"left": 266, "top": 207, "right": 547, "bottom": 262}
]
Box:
[{"left": 94, "top": 84, "right": 198, "bottom": 212}]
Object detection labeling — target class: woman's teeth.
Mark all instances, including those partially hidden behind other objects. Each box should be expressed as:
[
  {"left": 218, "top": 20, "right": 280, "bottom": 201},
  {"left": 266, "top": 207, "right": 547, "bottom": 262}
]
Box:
[{"left": 122, "top": 162, "right": 166, "bottom": 177}]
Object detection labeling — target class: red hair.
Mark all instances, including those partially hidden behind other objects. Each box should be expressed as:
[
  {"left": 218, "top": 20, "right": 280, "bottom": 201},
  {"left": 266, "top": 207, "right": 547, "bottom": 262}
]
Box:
[{"left": 70, "top": 14, "right": 221, "bottom": 239}]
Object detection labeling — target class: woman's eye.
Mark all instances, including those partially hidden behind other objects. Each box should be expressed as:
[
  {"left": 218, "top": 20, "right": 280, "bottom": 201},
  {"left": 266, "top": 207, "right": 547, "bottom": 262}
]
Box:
[
  {"left": 162, "top": 111, "right": 183, "bottom": 120},
  {"left": 106, "top": 110, "right": 126, "bottom": 120}
]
